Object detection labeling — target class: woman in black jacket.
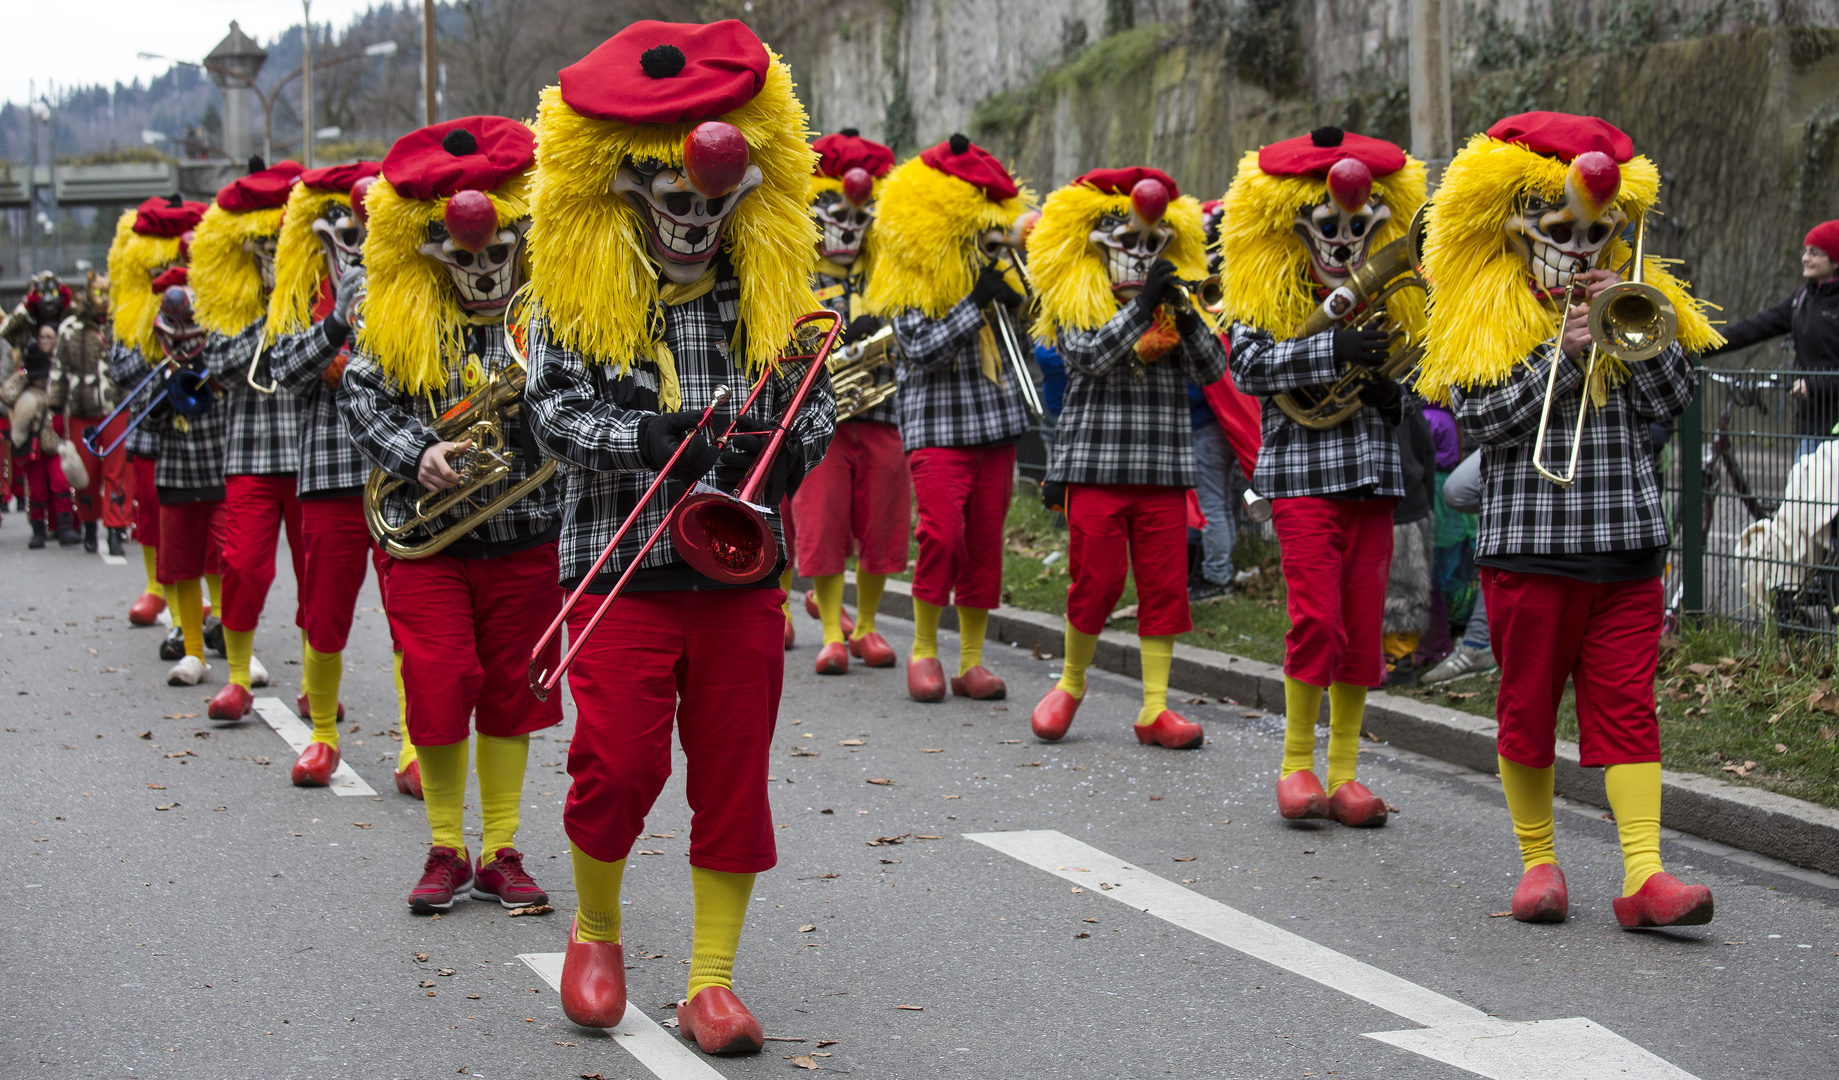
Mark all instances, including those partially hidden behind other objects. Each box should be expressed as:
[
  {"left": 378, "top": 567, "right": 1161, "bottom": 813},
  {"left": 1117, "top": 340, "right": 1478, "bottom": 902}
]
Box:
[{"left": 1710, "top": 220, "right": 1839, "bottom": 460}]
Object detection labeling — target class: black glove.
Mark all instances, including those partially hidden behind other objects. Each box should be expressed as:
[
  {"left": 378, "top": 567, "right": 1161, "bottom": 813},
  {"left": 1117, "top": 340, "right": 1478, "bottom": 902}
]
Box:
[
  {"left": 1333, "top": 326, "right": 1391, "bottom": 370},
  {"left": 637, "top": 411, "right": 720, "bottom": 483},
  {"left": 842, "top": 314, "right": 883, "bottom": 345},
  {"left": 1137, "top": 258, "right": 1178, "bottom": 311},
  {"left": 969, "top": 265, "right": 1024, "bottom": 310},
  {"left": 713, "top": 417, "right": 793, "bottom": 505},
  {"left": 1356, "top": 375, "right": 1403, "bottom": 426},
  {"left": 1040, "top": 481, "right": 1067, "bottom": 514}
]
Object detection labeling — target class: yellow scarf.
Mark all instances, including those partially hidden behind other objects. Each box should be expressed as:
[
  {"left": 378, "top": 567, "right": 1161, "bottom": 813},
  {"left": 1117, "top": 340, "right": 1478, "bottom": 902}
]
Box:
[
  {"left": 651, "top": 269, "right": 720, "bottom": 411},
  {"left": 976, "top": 311, "right": 1006, "bottom": 388}
]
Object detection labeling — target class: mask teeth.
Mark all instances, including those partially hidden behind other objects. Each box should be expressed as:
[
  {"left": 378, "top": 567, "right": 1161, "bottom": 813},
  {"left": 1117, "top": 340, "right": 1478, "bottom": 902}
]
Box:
[{"left": 652, "top": 208, "right": 720, "bottom": 257}]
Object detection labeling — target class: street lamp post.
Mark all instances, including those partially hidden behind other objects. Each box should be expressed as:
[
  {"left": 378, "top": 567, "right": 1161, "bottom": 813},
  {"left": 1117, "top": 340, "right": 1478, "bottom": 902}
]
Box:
[{"left": 301, "top": 0, "right": 314, "bottom": 168}]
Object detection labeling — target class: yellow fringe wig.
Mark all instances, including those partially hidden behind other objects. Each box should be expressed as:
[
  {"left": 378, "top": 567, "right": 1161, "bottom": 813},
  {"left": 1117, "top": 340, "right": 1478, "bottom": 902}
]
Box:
[
  {"left": 1416, "top": 133, "right": 1722, "bottom": 403},
  {"left": 1027, "top": 181, "right": 1211, "bottom": 345},
  {"left": 191, "top": 203, "right": 284, "bottom": 335},
  {"left": 356, "top": 169, "right": 531, "bottom": 393},
  {"left": 862, "top": 156, "right": 1034, "bottom": 319},
  {"left": 527, "top": 53, "right": 816, "bottom": 374},
  {"left": 107, "top": 210, "right": 184, "bottom": 357},
  {"left": 1216, "top": 150, "right": 1428, "bottom": 339},
  {"left": 268, "top": 183, "right": 349, "bottom": 342},
  {"left": 808, "top": 172, "right": 883, "bottom": 281}
]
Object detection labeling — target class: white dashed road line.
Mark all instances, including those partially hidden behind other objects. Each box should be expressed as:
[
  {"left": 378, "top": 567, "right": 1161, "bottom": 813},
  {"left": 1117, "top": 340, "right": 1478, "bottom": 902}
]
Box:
[
  {"left": 519, "top": 952, "right": 725, "bottom": 1080},
  {"left": 250, "top": 696, "right": 376, "bottom": 796},
  {"left": 966, "top": 830, "right": 1699, "bottom": 1080}
]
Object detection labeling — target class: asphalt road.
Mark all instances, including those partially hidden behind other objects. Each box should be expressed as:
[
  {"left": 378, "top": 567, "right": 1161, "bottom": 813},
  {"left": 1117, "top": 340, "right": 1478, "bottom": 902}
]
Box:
[{"left": 2, "top": 524, "right": 1835, "bottom": 1080}]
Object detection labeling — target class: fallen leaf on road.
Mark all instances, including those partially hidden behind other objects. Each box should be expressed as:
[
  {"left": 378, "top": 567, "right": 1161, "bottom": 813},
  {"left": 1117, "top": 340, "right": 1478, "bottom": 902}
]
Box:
[
  {"left": 1083, "top": 917, "right": 1098, "bottom": 923},
  {"left": 508, "top": 904, "right": 554, "bottom": 917},
  {"left": 865, "top": 777, "right": 893, "bottom": 786},
  {"left": 164, "top": 750, "right": 195, "bottom": 758},
  {"left": 553, "top": 1040, "right": 574, "bottom": 1046},
  {"left": 866, "top": 834, "right": 910, "bottom": 846},
  {"left": 251, "top": 756, "right": 269, "bottom": 765},
  {"left": 817, "top": 872, "right": 840, "bottom": 879},
  {"left": 579, "top": 1073, "right": 606, "bottom": 1079},
  {"left": 790, "top": 749, "right": 820, "bottom": 757},
  {"left": 659, "top": 1018, "right": 679, "bottom": 1029},
  {"left": 915, "top": 834, "right": 940, "bottom": 840},
  {"left": 647, "top": 832, "right": 675, "bottom": 838},
  {"left": 1487, "top": 911, "right": 1513, "bottom": 918},
  {"left": 788, "top": 1056, "right": 819, "bottom": 1070},
  {"left": 1070, "top": 886, "right": 1083, "bottom": 894},
  {"left": 1182, "top": 878, "right": 1198, "bottom": 884},
  {"left": 420, "top": 980, "right": 436, "bottom": 988},
  {"left": 467, "top": 994, "right": 481, "bottom": 1000},
  {"left": 800, "top": 924, "right": 817, "bottom": 933},
  {"left": 838, "top": 738, "right": 866, "bottom": 746},
  {"left": 764, "top": 1036, "right": 806, "bottom": 1042},
  {"left": 1723, "top": 940, "right": 1747, "bottom": 945},
  {"left": 1385, "top": 803, "right": 1401, "bottom": 814},
  {"left": 154, "top": 803, "right": 179, "bottom": 811},
  {"left": 139, "top": 731, "right": 152, "bottom": 739},
  {"left": 352, "top": 822, "right": 372, "bottom": 829},
  {"left": 880, "top": 858, "right": 902, "bottom": 864},
  {"left": 437, "top": 968, "right": 456, "bottom": 976},
  {"left": 1148, "top": 795, "right": 1163, "bottom": 801},
  {"left": 1018, "top": 761, "right": 1043, "bottom": 767},
  {"left": 942, "top": 794, "right": 960, "bottom": 799},
  {"left": 147, "top": 783, "right": 166, "bottom": 790},
  {"left": 999, "top": 739, "right": 1020, "bottom": 744},
  {"left": 414, "top": 953, "right": 429, "bottom": 962},
  {"left": 636, "top": 849, "right": 664, "bottom": 855},
  {"left": 1183, "top": 697, "right": 1208, "bottom": 705},
  {"left": 895, "top": 1005, "right": 923, "bottom": 1011},
  {"left": 1240, "top": 710, "right": 1261, "bottom": 718},
  {"left": 1074, "top": 932, "right": 1091, "bottom": 938},
  {"left": 920, "top": 748, "right": 943, "bottom": 753},
  {"left": 818, "top": 1040, "right": 839, "bottom": 1047},
  {"left": 162, "top": 713, "right": 197, "bottom": 720},
  {"left": 1173, "top": 856, "right": 1196, "bottom": 862}
]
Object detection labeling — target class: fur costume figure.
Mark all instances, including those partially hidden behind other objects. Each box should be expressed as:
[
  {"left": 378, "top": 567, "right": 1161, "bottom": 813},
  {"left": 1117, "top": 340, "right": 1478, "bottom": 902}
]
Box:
[
  {"left": 1418, "top": 112, "right": 1717, "bottom": 930},
  {"left": 1024, "top": 168, "right": 1229, "bottom": 751},
  {"left": 52, "top": 269, "right": 131, "bottom": 550},
  {"left": 1, "top": 271, "right": 74, "bottom": 349},
  {"left": 1221, "top": 127, "right": 1429, "bottom": 830},
  {"left": 518, "top": 21, "right": 837, "bottom": 1056}
]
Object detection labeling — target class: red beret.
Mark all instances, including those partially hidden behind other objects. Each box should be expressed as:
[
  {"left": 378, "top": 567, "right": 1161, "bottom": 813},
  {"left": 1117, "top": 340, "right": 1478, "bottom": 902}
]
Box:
[
  {"left": 133, "top": 197, "right": 209, "bottom": 238},
  {"left": 216, "top": 160, "right": 304, "bottom": 212},
  {"left": 299, "top": 160, "right": 382, "bottom": 193},
  {"left": 918, "top": 134, "right": 1018, "bottom": 202},
  {"left": 1071, "top": 167, "right": 1181, "bottom": 201},
  {"left": 1807, "top": 221, "right": 1839, "bottom": 263},
  {"left": 813, "top": 131, "right": 894, "bottom": 180},
  {"left": 383, "top": 117, "right": 535, "bottom": 201},
  {"left": 1259, "top": 128, "right": 1406, "bottom": 179},
  {"left": 559, "top": 20, "right": 769, "bottom": 125},
  {"left": 1486, "top": 112, "right": 1633, "bottom": 164},
  {"left": 149, "top": 266, "right": 189, "bottom": 292}
]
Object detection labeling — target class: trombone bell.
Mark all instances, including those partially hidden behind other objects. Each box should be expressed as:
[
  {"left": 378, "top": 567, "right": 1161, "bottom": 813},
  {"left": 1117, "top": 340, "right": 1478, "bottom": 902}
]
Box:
[{"left": 1587, "top": 281, "right": 1676, "bottom": 363}]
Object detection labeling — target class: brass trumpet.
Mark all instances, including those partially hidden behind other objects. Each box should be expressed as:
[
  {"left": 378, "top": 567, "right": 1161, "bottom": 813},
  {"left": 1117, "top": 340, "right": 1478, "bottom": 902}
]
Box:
[{"left": 828, "top": 324, "right": 900, "bottom": 420}]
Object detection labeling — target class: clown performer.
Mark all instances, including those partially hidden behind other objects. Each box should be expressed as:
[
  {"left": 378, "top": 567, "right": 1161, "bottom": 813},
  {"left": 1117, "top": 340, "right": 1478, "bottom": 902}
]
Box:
[
  {"left": 863, "top": 133, "right": 1034, "bottom": 703},
  {"left": 1220, "top": 127, "right": 1429, "bottom": 827},
  {"left": 1415, "top": 112, "right": 1721, "bottom": 928},
  {"left": 520, "top": 21, "right": 834, "bottom": 1052},
  {"left": 339, "top": 117, "right": 564, "bottom": 913},
  {"left": 266, "top": 161, "right": 423, "bottom": 792},
  {"left": 194, "top": 159, "right": 307, "bottom": 721},
  {"left": 53, "top": 269, "right": 136, "bottom": 556},
  {"left": 792, "top": 128, "right": 907, "bottom": 675},
  {"left": 1024, "top": 169, "right": 1227, "bottom": 748}
]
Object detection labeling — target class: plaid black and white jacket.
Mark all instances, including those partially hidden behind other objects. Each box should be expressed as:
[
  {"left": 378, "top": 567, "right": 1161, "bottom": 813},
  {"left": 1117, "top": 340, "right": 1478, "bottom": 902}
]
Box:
[
  {"left": 339, "top": 323, "right": 562, "bottom": 558},
  {"left": 890, "top": 297, "right": 1031, "bottom": 450},
  {"left": 814, "top": 268, "right": 897, "bottom": 427},
  {"left": 1450, "top": 341, "right": 1693, "bottom": 557},
  {"left": 204, "top": 317, "right": 301, "bottom": 476},
  {"left": 1226, "top": 322, "right": 1404, "bottom": 500},
  {"left": 267, "top": 315, "right": 366, "bottom": 498},
  {"left": 524, "top": 277, "right": 836, "bottom": 592},
  {"left": 111, "top": 344, "right": 228, "bottom": 500},
  {"left": 107, "top": 343, "right": 160, "bottom": 459},
  {"left": 1046, "top": 301, "right": 1229, "bottom": 489}
]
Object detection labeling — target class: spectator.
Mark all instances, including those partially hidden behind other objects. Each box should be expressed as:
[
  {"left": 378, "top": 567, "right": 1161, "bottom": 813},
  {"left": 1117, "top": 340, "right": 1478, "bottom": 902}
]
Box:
[
  {"left": 1189, "top": 378, "right": 1238, "bottom": 600},
  {"left": 1381, "top": 397, "right": 1436, "bottom": 685},
  {"left": 1418, "top": 447, "right": 1498, "bottom": 685}
]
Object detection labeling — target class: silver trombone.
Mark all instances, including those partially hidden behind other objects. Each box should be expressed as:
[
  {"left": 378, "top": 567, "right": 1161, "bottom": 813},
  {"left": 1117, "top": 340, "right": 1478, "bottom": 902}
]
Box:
[{"left": 978, "top": 239, "right": 1044, "bottom": 419}]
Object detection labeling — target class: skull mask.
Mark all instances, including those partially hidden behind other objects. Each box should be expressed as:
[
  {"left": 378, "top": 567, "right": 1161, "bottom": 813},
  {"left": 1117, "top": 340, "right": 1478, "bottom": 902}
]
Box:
[
  {"left": 1292, "top": 158, "right": 1391, "bottom": 288},
  {"left": 314, "top": 176, "right": 373, "bottom": 282},
  {"left": 1505, "top": 150, "right": 1625, "bottom": 297},
  {"left": 813, "top": 167, "right": 876, "bottom": 266},
  {"left": 418, "top": 189, "right": 529, "bottom": 317},
  {"left": 153, "top": 285, "right": 207, "bottom": 363},
  {"left": 28, "top": 272, "right": 67, "bottom": 326},
  {"left": 614, "top": 121, "right": 763, "bottom": 285},
  {"left": 243, "top": 235, "right": 280, "bottom": 293},
  {"left": 1090, "top": 178, "right": 1174, "bottom": 300}
]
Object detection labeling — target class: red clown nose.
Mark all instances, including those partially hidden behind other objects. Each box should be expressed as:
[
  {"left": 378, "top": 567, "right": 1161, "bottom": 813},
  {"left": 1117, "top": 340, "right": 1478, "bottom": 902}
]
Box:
[
  {"left": 349, "top": 175, "right": 376, "bottom": 225},
  {"left": 1326, "top": 158, "right": 1373, "bottom": 214},
  {"left": 683, "top": 121, "right": 751, "bottom": 199},
  {"left": 444, "top": 190, "right": 498, "bottom": 253},
  {"left": 1566, "top": 150, "right": 1622, "bottom": 216},
  {"left": 1130, "top": 177, "right": 1169, "bottom": 227},
  {"left": 841, "top": 166, "right": 874, "bottom": 209}
]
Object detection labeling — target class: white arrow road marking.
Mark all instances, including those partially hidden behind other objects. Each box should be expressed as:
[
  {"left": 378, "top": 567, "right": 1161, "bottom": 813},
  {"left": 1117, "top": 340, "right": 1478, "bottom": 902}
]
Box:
[
  {"left": 251, "top": 696, "right": 376, "bottom": 796},
  {"left": 965, "top": 830, "right": 1699, "bottom": 1080},
  {"left": 519, "top": 952, "right": 725, "bottom": 1080}
]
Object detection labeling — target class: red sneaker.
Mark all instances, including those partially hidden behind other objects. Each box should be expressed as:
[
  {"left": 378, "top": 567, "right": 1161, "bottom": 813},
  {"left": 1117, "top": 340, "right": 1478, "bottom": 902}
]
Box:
[
  {"left": 814, "top": 641, "right": 849, "bottom": 675},
  {"left": 1327, "top": 780, "right": 1388, "bottom": 827},
  {"left": 128, "top": 592, "right": 166, "bottom": 626},
  {"left": 1133, "top": 710, "right": 1204, "bottom": 749},
  {"left": 783, "top": 617, "right": 795, "bottom": 650},
  {"left": 907, "top": 656, "right": 946, "bottom": 702},
  {"left": 1613, "top": 872, "right": 1714, "bottom": 929},
  {"left": 1031, "top": 687, "right": 1081, "bottom": 741},
  {"left": 561, "top": 921, "right": 626, "bottom": 1028},
  {"left": 471, "top": 847, "right": 548, "bottom": 908},
  {"left": 950, "top": 665, "right": 1007, "bottom": 700},
  {"left": 677, "top": 986, "right": 763, "bottom": 1055},
  {"left": 291, "top": 742, "right": 340, "bottom": 787},
  {"left": 207, "top": 682, "right": 253, "bottom": 721},
  {"left": 1511, "top": 863, "right": 1569, "bottom": 923},
  {"left": 849, "top": 631, "right": 897, "bottom": 668},
  {"left": 394, "top": 759, "right": 424, "bottom": 799},
  {"left": 1276, "top": 770, "right": 1329, "bottom": 819},
  {"left": 408, "top": 845, "right": 474, "bottom": 914},
  {"left": 804, "top": 589, "right": 856, "bottom": 638},
  {"left": 295, "top": 692, "right": 345, "bottom": 722}
]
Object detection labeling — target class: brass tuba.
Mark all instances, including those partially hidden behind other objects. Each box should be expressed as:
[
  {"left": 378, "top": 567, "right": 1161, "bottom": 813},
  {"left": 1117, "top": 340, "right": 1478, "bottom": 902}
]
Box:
[
  {"left": 828, "top": 324, "right": 900, "bottom": 420},
  {"left": 1273, "top": 206, "right": 1430, "bottom": 431}
]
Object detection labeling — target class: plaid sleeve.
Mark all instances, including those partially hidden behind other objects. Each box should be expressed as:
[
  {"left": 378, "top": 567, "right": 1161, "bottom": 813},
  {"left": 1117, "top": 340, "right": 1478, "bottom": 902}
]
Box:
[
  {"left": 522, "top": 317, "right": 647, "bottom": 474},
  {"left": 1450, "top": 345, "right": 1582, "bottom": 448},
  {"left": 1177, "top": 318, "right": 1230, "bottom": 387},
  {"left": 892, "top": 299, "right": 984, "bottom": 372},
  {"left": 336, "top": 348, "right": 438, "bottom": 481},
  {"left": 1226, "top": 323, "right": 1341, "bottom": 394},
  {"left": 267, "top": 321, "right": 344, "bottom": 395},
  {"left": 109, "top": 342, "right": 152, "bottom": 386},
  {"left": 1625, "top": 343, "right": 1695, "bottom": 423},
  {"left": 1059, "top": 301, "right": 1153, "bottom": 378},
  {"left": 202, "top": 318, "right": 262, "bottom": 378},
  {"left": 776, "top": 347, "right": 837, "bottom": 480}
]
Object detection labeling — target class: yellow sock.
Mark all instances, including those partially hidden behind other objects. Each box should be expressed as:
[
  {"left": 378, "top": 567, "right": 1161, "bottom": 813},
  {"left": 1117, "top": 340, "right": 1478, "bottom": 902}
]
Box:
[
  {"left": 1056, "top": 626, "right": 1099, "bottom": 699},
  {"left": 1498, "top": 756, "right": 1558, "bottom": 870},
  {"left": 204, "top": 572, "right": 222, "bottom": 617},
  {"left": 853, "top": 572, "right": 886, "bottom": 638},
  {"left": 813, "top": 573, "right": 846, "bottom": 645},
  {"left": 1604, "top": 761, "right": 1664, "bottom": 895},
  {"left": 687, "top": 866, "right": 756, "bottom": 1002},
  {"left": 956, "top": 606, "right": 988, "bottom": 675},
  {"left": 393, "top": 651, "right": 417, "bottom": 771},
  {"left": 1382, "top": 631, "right": 1420, "bottom": 661},
  {"left": 417, "top": 738, "right": 469, "bottom": 853},
  {"left": 1282, "top": 675, "right": 1324, "bottom": 777},
  {"left": 1325, "top": 681, "right": 1367, "bottom": 793},
  {"left": 1136, "top": 635, "right": 1174, "bottom": 725},
  {"left": 172, "top": 578, "right": 204, "bottom": 660},
  {"left": 141, "top": 545, "right": 163, "bottom": 597},
  {"left": 301, "top": 645, "right": 342, "bottom": 744},
  {"left": 223, "top": 628, "right": 254, "bottom": 689},
  {"left": 779, "top": 565, "right": 794, "bottom": 621},
  {"left": 570, "top": 844, "right": 625, "bottom": 943},
  {"left": 475, "top": 733, "right": 528, "bottom": 863},
  {"left": 912, "top": 598, "right": 941, "bottom": 660}
]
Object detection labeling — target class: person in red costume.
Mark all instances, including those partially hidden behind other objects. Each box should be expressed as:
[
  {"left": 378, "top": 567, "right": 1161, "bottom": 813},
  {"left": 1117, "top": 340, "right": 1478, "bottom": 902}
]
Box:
[{"left": 52, "top": 270, "right": 135, "bottom": 556}]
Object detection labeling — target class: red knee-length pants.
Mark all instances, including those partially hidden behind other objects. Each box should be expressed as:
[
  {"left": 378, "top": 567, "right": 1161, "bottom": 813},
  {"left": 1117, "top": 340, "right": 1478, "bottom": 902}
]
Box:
[
  {"left": 562, "top": 587, "right": 785, "bottom": 874},
  {"left": 791, "top": 419, "right": 911, "bottom": 578},
  {"left": 67, "top": 415, "right": 133, "bottom": 527},
  {"left": 1065, "top": 484, "right": 1192, "bottom": 637},
  {"left": 16, "top": 451, "right": 72, "bottom": 522},
  {"left": 299, "top": 496, "right": 377, "bottom": 654},
  {"left": 907, "top": 442, "right": 1014, "bottom": 611},
  {"left": 130, "top": 455, "right": 161, "bottom": 548},
  {"left": 218, "top": 475, "right": 304, "bottom": 634},
  {"left": 1482, "top": 568, "right": 1663, "bottom": 769},
  {"left": 1270, "top": 495, "right": 1395, "bottom": 688},
  {"left": 156, "top": 499, "right": 226, "bottom": 584}
]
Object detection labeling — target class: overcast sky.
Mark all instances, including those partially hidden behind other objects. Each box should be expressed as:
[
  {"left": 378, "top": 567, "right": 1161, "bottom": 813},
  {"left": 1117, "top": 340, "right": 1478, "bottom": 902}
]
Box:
[{"left": 6, "top": 0, "right": 389, "bottom": 106}]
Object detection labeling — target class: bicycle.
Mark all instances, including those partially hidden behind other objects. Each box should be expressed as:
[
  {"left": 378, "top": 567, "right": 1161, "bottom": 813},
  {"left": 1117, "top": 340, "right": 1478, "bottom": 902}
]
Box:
[{"left": 1663, "top": 370, "right": 1781, "bottom": 632}]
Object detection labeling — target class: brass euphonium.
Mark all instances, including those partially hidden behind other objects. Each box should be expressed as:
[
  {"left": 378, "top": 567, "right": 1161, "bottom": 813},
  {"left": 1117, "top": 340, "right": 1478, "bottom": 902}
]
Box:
[
  {"left": 827, "top": 324, "right": 901, "bottom": 420},
  {"left": 1273, "top": 205, "right": 1430, "bottom": 431}
]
